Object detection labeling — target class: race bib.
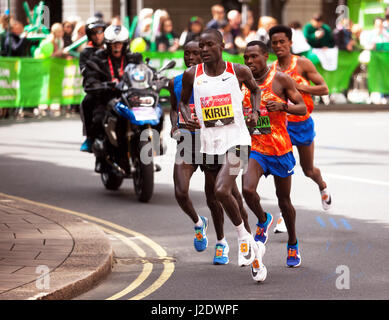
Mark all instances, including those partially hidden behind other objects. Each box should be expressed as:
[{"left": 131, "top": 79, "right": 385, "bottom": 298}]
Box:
[
  {"left": 200, "top": 94, "right": 235, "bottom": 128},
  {"left": 249, "top": 108, "right": 271, "bottom": 135}
]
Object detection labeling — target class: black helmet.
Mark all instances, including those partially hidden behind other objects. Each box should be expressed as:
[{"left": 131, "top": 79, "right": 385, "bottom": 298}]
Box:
[{"left": 85, "top": 16, "right": 106, "bottom": 41}]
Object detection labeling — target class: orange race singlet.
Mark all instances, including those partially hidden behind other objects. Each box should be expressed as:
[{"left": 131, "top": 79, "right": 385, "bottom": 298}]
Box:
[
  {"left": 274, "top": 55, "right": 313, "bottom": 122},
  {"left": 242, "top": 66, "right": 292, "bottom": 156}
]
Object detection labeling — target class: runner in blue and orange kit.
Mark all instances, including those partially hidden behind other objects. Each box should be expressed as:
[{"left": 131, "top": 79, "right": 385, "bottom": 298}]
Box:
[
  {"left": 269, "top": 25, "right": 332, "bottom": 224},
  {"left": 241, "top": 40, "right": 306, "bottom": 271}
]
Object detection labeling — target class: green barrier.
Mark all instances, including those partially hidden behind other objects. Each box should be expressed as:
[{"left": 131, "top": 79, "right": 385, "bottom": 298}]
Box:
[
  {"left": 368, "top": 50, "right": 389, "bottom": 94},
  {"left": 0, "top": 57, "right": 84, "bottom": 107},
  {"left": 314, "top": 50, "right": 361, "bottom": 94},
  {"left": 0, "top": 49, "right": 387, "bottom": 108}
]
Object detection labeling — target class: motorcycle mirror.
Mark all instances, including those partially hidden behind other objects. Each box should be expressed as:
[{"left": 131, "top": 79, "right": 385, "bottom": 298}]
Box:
[{"left": 159, "top": 60, "right": 176, "bottom": 72}]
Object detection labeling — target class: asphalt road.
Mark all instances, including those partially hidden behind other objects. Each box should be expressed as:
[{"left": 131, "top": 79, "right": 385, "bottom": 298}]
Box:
[{"left": 0, "top": 110, "right": 388, "bottom": 300}]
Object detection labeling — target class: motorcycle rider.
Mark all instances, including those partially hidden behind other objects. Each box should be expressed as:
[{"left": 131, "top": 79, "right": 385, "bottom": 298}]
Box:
[
  {"left": 79, "top": 16, "right": 107, "bottom": 152},
  {"left": 83, "top": 24, "right": 143, "bottom": 173}
]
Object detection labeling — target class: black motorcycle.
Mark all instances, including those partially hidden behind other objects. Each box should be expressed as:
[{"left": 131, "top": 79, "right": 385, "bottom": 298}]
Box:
[{"left": 85, "top": 58, "right": 176, "bottom": 202}]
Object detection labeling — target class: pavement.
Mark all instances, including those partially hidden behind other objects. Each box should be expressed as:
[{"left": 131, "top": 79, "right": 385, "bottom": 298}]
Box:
[{"left": 0, "top": 193, "right": 113, "bottom": 300}]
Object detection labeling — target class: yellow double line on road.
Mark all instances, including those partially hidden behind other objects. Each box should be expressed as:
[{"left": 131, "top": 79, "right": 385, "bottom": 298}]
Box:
[{"left": 0, "top": 192, "right": 175, "bottom": 300}]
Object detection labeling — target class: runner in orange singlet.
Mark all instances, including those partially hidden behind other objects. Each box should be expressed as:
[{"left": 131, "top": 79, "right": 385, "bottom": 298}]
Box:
[
  {"left": 242, "top": 41, "right": 306, "bottom": 271},
  {"left": 269, "top": 26, "right": 332, "bottom": 228}
]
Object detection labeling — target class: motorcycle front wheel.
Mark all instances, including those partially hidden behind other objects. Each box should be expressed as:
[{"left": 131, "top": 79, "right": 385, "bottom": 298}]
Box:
[
  {"left": 101, "top": 171, "right": 124, "bottom": 190},
  {"left": 132, "top": 141, "right": 154, "bottom": 203}
]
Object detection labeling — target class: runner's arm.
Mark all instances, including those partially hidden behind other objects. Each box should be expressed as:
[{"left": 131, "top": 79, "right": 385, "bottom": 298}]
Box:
[
  {"left": 267, "top": 73, "right": 307, "bottom": 116},
  {"left": 297, "top": 58, "right": 329, "bottom": 96},
  {"left": 178, "top": 67, "right": 200, "bottom": 130},
  {"left": 168, "top": 78, "right": 179, "bottom": 136},
  {"left": 235, "top": 64, "right": 260, "bottom": 126}
]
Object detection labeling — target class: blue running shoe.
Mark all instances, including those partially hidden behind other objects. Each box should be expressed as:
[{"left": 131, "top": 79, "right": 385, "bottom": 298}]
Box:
[
  {"left": 286, "top": 241, "right": 302, "bottom": 268},
  {"left": 213, "top": 242, "right": 229, "bottom": 265},
  {"left": 254, "top": 212, "right": 274, "bottom": 245},
  {"left": 80, "top": 138, "right": 92, "bottom": 153},
  {"left": 194, "top": 216, "right": 208, "bottom": 252}
]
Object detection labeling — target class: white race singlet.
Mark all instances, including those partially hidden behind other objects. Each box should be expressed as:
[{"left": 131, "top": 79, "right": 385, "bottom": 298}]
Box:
[{"left": 193, "top": 62, "right": 251, "bottom": 155}]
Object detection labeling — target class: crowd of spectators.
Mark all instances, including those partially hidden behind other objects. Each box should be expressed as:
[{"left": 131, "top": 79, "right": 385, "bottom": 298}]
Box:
[{"left": 1, "top": 5, "right": 389, "bottom": 58}]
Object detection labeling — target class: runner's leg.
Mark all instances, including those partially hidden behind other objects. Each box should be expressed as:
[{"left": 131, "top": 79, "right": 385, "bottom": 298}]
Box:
[
  {"left": 173, "top": 162, "right": 198, "bottom": 223},
  {"left": 273, "top": 175, "right": 297, "bottom": 245},
  {"left": 297, "top": 141, "right": 327, "bottom": 191},
  {"left": 214, "top": 152, "right": 244, "bottom": 226},
  {"left": 232, "top": 182, "right": 251, "bottom": 234},
  {"left": 242, "top": 158, "right": 267, "bottom": 225},
  {"left": 204, "top": 169, "right": 224, "bottom": 241}
]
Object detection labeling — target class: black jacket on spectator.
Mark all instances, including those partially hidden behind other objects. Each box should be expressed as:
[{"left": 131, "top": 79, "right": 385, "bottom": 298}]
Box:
[
  {"left": 0, "top": 31, "right": 28, "bottom": 56},
  {"left": 79, "top": 43, "right": 101, "bottom": 87}
]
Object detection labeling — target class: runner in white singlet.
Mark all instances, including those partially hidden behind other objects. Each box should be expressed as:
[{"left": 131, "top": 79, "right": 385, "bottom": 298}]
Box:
[{"left": 178, "top": 29, "right": 268, "bottom": 282}]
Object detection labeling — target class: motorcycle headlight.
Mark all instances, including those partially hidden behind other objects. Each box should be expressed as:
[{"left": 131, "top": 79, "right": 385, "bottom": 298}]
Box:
[
  {"left": 126, "top": 64, "right": 153, "bottom": 89},
  {"left": 139, "top": 96, "right": 155, "bottom": 107}
]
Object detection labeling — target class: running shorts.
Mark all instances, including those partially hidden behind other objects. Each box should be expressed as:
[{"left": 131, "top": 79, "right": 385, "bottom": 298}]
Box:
[
  {"left": 250, "top": 150, "right": 296, "bottom": 178},
  {"left": 287, "top": 116, "right": 316, "bottom": 146}
]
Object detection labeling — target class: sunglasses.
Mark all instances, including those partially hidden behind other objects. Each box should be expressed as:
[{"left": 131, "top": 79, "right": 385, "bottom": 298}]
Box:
[{"left": 91, "top": 29, "right": 104, "bottom": 35}]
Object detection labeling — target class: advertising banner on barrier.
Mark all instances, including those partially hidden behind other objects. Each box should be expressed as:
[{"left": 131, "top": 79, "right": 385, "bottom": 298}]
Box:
[
  {"left": 368, "top": 51, "right": 389, "bottom": 94},
  {"left": 0, "top": 57, "right": 83, "bottom": 108}
]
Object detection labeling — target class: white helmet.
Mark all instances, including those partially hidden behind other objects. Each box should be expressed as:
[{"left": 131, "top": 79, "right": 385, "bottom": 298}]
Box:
[{"left": 104, "top": 25, "right": 129, "bottom": 44}]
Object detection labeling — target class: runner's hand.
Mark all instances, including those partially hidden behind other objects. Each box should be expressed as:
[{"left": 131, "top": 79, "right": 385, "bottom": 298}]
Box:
[
  {"left": 185, "top": 116, "right": 201, "bottom": 131},
  {"left": 245, "top": 112, "right": 258, "bottom": 128},
  {"left": 170, "top": 126, "right": 179, "bottom": 138},
  {"left": 266, "top": 101, "right": 286, "bottom": 112}
]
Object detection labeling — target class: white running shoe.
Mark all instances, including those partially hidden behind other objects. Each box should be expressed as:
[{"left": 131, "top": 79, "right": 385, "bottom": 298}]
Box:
[
  {"left": 274, "top": 213, "right": 287, "bottom": 233},
  {"left": 238, "top": 234, "right": 256, "bottom": 267},
  {"left": 250, "top": 241, "right": 267, "bottom": 282},
  {"left": 321, "top": 188, "right": 332, "bottom": 211}
]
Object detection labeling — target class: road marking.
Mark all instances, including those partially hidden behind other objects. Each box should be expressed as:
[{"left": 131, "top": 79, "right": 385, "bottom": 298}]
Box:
[
  {"left": 130, "top": 261, "right": 175, "bottom": 300},
  {"left": 340, "top": 218, "right": 352, "bottom": 230},
  {"left": 106, "top": 262, "right": 153, "bottom": 300},
  {"left": 0, "top": 192, "right": 175, "bottom": 300},
  {"left": 316, "top": 216, "right": 326, "bottom": 228},
  {"left": 328, "top": 217, "right": 339, "bottom": 229},
  {"left": 326, "top": 173, "right": 389, "bottom": 187}
]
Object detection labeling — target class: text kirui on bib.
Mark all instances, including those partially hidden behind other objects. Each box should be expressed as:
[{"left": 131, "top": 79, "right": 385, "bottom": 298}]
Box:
[{"left": 200, "top": 94, "right": 235, "bottom": 128}]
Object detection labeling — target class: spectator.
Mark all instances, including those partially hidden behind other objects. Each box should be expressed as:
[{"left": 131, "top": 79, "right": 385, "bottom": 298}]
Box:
[
  {"left": 1, "top": 19, "right": 28, "bottom": 56},
  {"left": 360, "top": 17, "right": 389, "bottom": 50},
  {"left": 241, "top": 10, "right": 257, "bottom": 43},
  {"left": 289, "top": 21, "right": 311, "bottom": 54},
  {"left": 333, "top": 18, "right": 355, "bottom": 51},
  {"left": 303, "top": 13, "right": 335, "bottom": 48},
  {"left": 226, "top": 9, "right": 246, "bottom": 52},
  {"left": 0, "top": 14, "right": 10, "bottom": 54},
  {"left": 256, "top": 16, "right": 278, "bottom": 48},
  {"left": 0, "top": 13, "right": 10, "bottom": 34},
  {"left": 351, "top": 23, "right": 363, "bottom": 50},
  {"left": 134, "top": 8, "right": 153, "bottom": 39},
  {"left": 179, "top": 16, "right": 204, "bottom": 46},
  {"left": 63, "top": 20, "right": 74, "bottom": 47},
  {"left": 383, "top": 7, "right": 389, "bottom": 31},
  {"left": 206, "top": 4, "right": 226, "bottom": 30},
  {"left": 72, "top": 21, "right": 87, "bottom": 52},
  {"left": 156, "top": 18, "right": 179, "bottom": 52},
  {"left": 47, "top": 22, "right": 68, "bottom": 58},
  {"left": 152, "top": 9, "right": 170, "bottom": 39},
  {"left": 218, "top": 20, "right": 235, "bottom": 54}
]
